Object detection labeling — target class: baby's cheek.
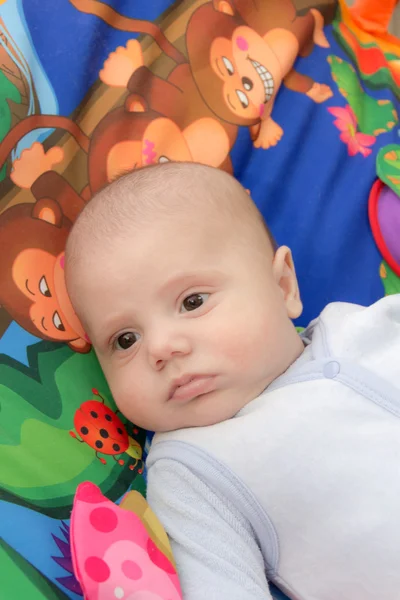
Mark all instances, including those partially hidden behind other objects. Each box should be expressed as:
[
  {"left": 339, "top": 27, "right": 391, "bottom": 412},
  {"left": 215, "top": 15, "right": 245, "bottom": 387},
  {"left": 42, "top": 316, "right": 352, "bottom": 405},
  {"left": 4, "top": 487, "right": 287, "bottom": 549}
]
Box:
[
  {"left": 115, "top": 369, "right": 161, "bottom": 429},
  {"left": 106, "top": 366, "right": 141, "bottom": 415},
  {"left": 232, "top": 316, "right": 272, "bottom": 366},
  {"left": 214, "top": 322, "right": 257, "bottom": 367}
]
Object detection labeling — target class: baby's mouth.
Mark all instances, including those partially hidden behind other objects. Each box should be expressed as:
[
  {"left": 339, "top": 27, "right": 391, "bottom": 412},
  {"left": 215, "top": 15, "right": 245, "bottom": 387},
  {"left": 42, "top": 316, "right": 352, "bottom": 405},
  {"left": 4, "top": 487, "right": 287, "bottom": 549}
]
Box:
[{"left": 169, "top": 375, "right": 217, "bottom": 403}]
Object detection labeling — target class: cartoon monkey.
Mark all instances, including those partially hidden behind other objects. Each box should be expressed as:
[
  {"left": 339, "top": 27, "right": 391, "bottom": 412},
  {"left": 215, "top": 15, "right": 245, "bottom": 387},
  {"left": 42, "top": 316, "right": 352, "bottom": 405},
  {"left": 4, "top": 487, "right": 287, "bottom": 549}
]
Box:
[
  {"left": 0, "top": 97, "right": 231, "bottom": 200},
  {"left": 87, "top": 98, "right": 233, "bottom": 189},
  {"left": 187, "top": 0, "right": 334, "bottom": 147},
  {"left": 0, "top": 99, "right": 220, "bottom": 349},
  {"left": 0, "top": 0, "right": 335, "bottom": 189},
  {"left": 0, "top": 168, "right": 90, "bottom": 352},
  {"left": 73, "top": 0, "right": 334, "bottom": 150}
]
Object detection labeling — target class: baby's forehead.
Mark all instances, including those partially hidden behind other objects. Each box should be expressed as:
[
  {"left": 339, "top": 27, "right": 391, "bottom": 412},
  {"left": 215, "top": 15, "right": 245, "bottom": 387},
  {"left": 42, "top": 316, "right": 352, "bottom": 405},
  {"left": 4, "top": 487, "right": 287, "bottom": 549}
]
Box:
[
  {"left": 72, "top": 199, "right": 268, "bottom": 289},
  {"left": 67, "top": 164, "right": 270, "bottom": 269}
]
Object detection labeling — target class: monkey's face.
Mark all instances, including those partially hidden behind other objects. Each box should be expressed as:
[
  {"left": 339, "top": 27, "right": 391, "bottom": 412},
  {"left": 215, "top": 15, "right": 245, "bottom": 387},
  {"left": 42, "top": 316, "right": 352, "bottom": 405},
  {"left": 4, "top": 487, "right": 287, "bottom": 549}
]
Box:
[
  {"left": 13, "top": 248, "right": 87, "bottom": 343},
  {"left": 210, "top": 26, "right": 281, "bottom": 121},
  {"left": 105, "top": 117, "right": 194, "bottom": 184},
  {"left": 141, "top": 118, "right": 194, "bottom": 166}
]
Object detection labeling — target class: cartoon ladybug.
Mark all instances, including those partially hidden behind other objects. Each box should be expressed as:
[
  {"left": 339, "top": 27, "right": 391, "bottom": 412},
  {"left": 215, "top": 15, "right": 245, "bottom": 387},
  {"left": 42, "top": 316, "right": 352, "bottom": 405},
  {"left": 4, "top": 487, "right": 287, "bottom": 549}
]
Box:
[{"left": 70, "top": 389, "right": 143, "bottom": 472}]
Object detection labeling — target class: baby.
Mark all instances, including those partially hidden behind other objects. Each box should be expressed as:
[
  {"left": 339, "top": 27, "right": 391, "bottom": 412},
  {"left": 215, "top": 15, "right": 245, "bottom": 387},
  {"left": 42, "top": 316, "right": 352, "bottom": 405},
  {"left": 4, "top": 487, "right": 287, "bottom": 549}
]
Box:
[{"left": 66, "top": 163, "right": 400, "bottom": 600}]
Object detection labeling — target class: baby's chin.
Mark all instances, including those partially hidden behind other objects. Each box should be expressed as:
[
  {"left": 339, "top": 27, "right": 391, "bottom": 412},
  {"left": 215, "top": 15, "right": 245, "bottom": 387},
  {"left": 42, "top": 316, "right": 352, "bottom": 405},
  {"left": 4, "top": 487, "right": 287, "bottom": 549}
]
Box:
[
  {"left": 130, "top": 411, "right": 228, "bottom": 435},
  {"left": 122, "top": 384, "right": 265, "bottom": 433},
  {"left": 149, "top": 401, "right": 252, "bottom": 433}
]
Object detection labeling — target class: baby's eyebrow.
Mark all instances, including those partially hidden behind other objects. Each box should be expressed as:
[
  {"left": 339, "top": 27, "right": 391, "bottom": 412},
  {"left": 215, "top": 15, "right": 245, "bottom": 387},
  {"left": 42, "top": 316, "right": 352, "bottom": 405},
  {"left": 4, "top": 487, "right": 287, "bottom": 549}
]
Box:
[{"left": 159, "top": 270, "right": 225, "bottom": 295}]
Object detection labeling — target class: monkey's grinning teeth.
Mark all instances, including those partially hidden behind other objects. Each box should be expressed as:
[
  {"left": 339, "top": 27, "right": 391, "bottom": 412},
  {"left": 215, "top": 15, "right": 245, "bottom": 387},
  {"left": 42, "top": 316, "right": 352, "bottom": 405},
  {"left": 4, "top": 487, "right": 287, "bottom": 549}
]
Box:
[{"left": 250, "top": 60, "right": 274, "bottom": 102}]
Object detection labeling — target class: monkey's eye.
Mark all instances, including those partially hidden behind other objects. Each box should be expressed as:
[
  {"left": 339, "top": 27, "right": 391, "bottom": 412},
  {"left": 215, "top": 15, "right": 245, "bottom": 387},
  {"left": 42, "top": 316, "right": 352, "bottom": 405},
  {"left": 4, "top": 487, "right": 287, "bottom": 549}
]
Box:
[
  {"left": 236, "top": 90, "right": 249, "bottom": 109},
  {"left": 39, "top": 276, "right": 51, "bottom": 297},
  {"left": 222, "top": 56, "right": 234, "bottom": 76},
  {"left": 53, "top": 311, "right": 65, "bottom": 331},
  {"left": 158, "top": 156, "right": 170, "bottom": 163}
]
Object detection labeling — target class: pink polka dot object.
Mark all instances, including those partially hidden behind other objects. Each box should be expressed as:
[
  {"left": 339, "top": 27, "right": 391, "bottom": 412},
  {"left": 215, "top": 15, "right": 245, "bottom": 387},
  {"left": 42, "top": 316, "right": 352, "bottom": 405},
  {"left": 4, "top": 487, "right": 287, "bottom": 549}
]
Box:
[{"left": 71, "top": 481, "right": 183, "bottom": 600}]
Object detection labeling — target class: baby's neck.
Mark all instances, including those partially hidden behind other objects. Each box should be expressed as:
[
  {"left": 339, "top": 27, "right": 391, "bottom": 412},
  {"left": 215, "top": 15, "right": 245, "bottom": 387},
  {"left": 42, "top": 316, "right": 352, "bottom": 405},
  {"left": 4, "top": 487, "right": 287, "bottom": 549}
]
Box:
[{"left": 270, "top": 326, "right": 305, "bottom": 386}]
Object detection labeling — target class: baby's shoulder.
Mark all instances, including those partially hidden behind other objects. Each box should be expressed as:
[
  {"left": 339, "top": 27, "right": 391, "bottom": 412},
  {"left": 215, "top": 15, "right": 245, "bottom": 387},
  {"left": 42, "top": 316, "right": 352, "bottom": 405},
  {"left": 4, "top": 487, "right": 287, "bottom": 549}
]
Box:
[
  {"left": 312, "top": 295, "right": 400, "bottom": 347},
  {"left": 305, "top": 295, "right": 400, "bottom": 386}
]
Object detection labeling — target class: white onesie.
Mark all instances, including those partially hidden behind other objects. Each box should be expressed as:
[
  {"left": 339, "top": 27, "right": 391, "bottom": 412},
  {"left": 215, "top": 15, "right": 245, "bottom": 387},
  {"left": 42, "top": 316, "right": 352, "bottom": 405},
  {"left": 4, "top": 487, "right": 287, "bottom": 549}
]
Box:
[{"left": 147, "top": 295, "right": 400, "bottom": 600}]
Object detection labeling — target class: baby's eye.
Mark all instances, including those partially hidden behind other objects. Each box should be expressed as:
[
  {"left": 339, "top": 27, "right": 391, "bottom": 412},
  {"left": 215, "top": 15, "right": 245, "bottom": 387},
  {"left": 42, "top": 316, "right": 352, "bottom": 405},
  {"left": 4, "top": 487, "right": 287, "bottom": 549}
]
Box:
[
  {"left": 115, "top": 331, "right": 140, "bottom": 351},
  {"left": 181, "top": 293, "right": 209, "bottom": 313}
]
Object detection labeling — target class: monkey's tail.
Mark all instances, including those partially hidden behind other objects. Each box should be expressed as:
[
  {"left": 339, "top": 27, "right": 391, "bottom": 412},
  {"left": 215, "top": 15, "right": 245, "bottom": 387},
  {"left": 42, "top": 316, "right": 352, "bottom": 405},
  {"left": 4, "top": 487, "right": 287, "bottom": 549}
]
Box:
[
  {"left": 69, "top": 0, "right": 186, "bottom": 65},
  {"left": 0, "top": 115, "right": 90, "bottom": 171},
  {"left": 295, "top": 0, "right": 338, "bottom": 24}
]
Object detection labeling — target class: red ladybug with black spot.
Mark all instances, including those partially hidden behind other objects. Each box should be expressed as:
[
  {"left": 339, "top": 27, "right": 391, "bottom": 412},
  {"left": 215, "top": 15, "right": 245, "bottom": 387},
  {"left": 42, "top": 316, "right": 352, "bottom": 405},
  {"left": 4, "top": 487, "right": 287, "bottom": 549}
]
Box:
[{"left": 69, "top": 388, "right": 144, "bottom": 472}]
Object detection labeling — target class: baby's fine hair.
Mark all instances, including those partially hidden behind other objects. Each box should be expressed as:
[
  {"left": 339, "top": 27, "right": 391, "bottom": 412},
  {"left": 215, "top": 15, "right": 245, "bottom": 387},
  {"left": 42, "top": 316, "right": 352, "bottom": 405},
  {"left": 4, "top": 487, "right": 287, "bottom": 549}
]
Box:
[{"left": 66, "top": 162, "right": 276, "bottom": 269}]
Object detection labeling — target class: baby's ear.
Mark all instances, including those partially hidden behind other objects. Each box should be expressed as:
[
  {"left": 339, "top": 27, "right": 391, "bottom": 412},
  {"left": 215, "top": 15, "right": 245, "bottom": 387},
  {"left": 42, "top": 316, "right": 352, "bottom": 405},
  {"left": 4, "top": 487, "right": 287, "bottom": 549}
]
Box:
[{"left": 272, "top": 246, "right": 302, "bottom": 319}]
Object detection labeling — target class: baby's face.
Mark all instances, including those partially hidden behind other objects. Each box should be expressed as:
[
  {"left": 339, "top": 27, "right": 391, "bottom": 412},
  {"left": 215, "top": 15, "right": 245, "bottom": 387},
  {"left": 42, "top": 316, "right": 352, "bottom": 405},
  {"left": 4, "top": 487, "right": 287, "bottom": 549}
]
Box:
[{"left": 73, "top": 215, "right": 301, "bottom": 431}]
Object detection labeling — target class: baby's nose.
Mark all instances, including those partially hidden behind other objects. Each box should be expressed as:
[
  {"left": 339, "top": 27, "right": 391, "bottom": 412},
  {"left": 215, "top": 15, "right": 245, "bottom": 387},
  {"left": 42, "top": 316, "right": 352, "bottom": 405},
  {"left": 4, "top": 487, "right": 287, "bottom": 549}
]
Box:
[{"left": 147, "top": 330, "right": 191, "bottom": 370}]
